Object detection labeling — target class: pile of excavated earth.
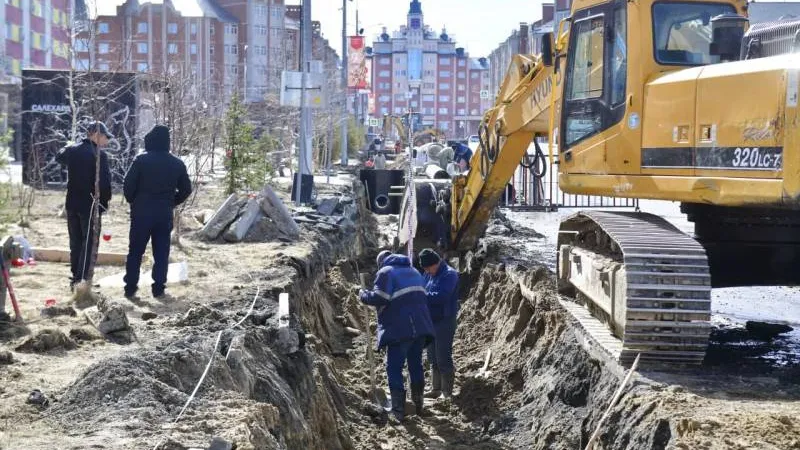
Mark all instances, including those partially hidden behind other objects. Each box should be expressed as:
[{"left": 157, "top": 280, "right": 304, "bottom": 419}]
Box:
[{"left": 0, "top": 173, "right": 799, "bottom": 450}]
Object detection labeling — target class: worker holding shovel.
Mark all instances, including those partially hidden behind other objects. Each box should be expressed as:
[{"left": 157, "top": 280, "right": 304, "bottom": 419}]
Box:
[
  {"left": 359, "top": 250, "right": 434, "bottom": 423},
  {"left": 56, "top": 121, "right": 113, "bottom": 293}
]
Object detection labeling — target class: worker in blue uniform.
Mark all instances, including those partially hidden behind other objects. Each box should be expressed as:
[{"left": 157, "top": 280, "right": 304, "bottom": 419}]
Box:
[
  {"left": 419, "top": 248, "right": 460, "bottom": 400},
  {"left": 360, "top": 250, "right": 435, "bottom": 422}
]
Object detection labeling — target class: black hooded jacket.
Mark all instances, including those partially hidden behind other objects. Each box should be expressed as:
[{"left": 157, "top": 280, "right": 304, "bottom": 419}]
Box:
[
  {"left": 56, "top": 139, "right": 112, "bottom": 215},
  {"left": 123, "top": 125, "right": 192, "bottom": 215}
]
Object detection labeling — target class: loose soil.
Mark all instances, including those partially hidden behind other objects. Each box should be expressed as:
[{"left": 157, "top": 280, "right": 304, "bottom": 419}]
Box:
[{"left": 0, "top": 175, "right": 798, "bottom": 449}]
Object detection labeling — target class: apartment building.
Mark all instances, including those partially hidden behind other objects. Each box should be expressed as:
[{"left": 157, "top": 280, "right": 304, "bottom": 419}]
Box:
[
  {"left": 1, "top": 0, "right": 72, "bottom": 82},
  {"left": 370, "top": 0, "right": 491, "bottom": 138},
  {"left": 74, "top": 0, "right": 290, "bottom": 104}
]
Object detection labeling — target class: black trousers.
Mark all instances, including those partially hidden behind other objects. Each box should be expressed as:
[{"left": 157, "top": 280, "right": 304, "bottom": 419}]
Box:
[
  {"left": 66, "top": 210, "right": 100, "bottom": 285},
  {"left": 124, "top": 211, "right": 173, "bottom": 296}
]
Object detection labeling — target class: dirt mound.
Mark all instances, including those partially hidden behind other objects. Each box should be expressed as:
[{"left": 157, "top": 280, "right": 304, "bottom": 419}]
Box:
[
  {"left": 15, "top": 328, "right": 77, "bottom": 353},
  {"left": 451, "top": 265, "right": 800, "bottom": 449}
]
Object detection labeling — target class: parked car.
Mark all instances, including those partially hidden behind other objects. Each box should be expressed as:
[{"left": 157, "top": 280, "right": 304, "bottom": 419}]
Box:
[{"left": 467, "top": 135, "right": 480, "bottom": 152}]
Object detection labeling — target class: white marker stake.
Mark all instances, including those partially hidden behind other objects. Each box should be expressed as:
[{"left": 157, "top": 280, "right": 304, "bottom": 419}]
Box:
[{"left": 279, "top": 293, "right": 290, "bottom": 328}]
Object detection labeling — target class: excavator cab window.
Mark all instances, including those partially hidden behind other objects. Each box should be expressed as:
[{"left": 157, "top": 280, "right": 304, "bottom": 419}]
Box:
[
  {"left": 652, "top": 2, "right": 736, "bottom": 66},
  {"left": 562, "top": 0, "right": 627, "bottom": 150}
]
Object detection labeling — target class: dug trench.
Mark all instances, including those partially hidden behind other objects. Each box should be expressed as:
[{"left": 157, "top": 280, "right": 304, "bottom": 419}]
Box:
[{"left": 16, "top": 196, "right": 800, "bottom": 449}]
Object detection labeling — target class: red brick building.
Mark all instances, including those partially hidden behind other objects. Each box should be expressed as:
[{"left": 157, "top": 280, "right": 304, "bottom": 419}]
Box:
[
  {"left": 74, "top": 0, "right": 293, "bottom": 104},
  {"left": 1, "top": 0, "right": 73, "bottom": 82},
  {"left": 369, "top": 0, "right": 490, "bottom": 138}
]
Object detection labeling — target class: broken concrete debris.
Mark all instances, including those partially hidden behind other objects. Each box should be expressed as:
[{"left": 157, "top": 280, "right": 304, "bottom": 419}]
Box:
[
  {"left": 201, "top": 194, "right": 245, "bottom": 240},
  {"left": 223, "top": 198, "right": 261, "bottom": 243},
  {"left": 201, "top": 185, "right": 359, "bottom": 243},
  {"left": 96, "top": 296, "right": 131, "bottom": 335}
]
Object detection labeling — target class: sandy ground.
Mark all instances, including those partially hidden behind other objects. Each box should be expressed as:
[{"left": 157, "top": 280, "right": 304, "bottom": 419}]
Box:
[{"left": 0, "top": 175, "right": 357, "bottom": 449}]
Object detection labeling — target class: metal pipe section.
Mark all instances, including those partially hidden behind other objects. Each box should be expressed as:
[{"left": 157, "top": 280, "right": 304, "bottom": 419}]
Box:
[{"left": 424, "top": 164, "right": 450, "bottom": 180}]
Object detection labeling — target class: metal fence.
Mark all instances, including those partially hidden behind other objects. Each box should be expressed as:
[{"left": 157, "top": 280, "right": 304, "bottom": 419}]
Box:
[{"left": 504, "top": 139, "right": 639, "bottom": 211}]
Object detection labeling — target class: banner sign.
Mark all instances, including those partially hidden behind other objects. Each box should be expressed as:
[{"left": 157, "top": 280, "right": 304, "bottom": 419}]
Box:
[{"left": 348, "top": 36, "right": 371, "bottom": 90}]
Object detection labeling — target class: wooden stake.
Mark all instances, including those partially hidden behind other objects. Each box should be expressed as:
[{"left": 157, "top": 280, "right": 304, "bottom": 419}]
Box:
[{"left": 584, "top": 353, "right": 641, "bottom": 450}]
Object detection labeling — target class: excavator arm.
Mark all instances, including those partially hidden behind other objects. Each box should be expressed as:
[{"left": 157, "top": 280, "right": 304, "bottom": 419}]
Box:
[{"left": 450, "top": 51, "right": 560, "bottom": 252}]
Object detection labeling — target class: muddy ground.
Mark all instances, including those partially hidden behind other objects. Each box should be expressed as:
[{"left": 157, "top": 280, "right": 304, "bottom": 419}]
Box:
[{"left": 0, "top": 177, "right": 799, "bottom": 449}]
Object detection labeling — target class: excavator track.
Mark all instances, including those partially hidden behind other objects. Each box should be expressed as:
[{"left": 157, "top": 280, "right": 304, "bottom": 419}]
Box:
[{"left": 557, "top": 211, "right": 711, "bottom": 365}]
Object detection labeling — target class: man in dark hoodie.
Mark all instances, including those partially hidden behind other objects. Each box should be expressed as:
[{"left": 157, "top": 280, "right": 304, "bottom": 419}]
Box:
[
  {"left": 56, "top": 121, "right": 113, "bottom": 291},
  {"left": 123, "top": 125, "right": 192, "bottom": 299}
]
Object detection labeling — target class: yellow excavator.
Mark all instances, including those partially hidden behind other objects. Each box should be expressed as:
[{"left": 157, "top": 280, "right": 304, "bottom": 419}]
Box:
[{"left": 402, "top": 0, "right": 800, "bottom": 364}]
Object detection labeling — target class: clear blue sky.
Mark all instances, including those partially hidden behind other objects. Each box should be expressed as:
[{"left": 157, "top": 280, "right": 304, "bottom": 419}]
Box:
[{"left": 288, "top": 0, "right": 550, "bottom": 57}]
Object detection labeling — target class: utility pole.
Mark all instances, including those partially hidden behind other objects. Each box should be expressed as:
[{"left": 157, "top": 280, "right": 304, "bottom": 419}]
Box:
[
  {"left": 296, "top": 0, "right": 313, "bottom": 205},
  {"left": 340, "top": 0, "right": 349, "bottom": 167}
]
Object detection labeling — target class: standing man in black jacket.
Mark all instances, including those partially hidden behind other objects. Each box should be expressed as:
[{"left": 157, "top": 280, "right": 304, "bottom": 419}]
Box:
[
  {"left": 123, "top": 125, "right": 192, "bottom": 299},
  {"left": 56, "top": 121, "right": 113, "bottom": 291}
]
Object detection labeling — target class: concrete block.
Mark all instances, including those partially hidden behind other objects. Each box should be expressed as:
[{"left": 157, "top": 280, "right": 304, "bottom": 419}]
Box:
[
  {"left": 223, "top": 198, "right": 261, "bottom": 242},
  {"left": 259, "top": 186, "right": 300, "bottom": 239},
  {"left": 202, "top": 194, "right": 243, "bottom": 240},
  {"left": 316, "top": 197, "right": 340, "bottom": 216}
]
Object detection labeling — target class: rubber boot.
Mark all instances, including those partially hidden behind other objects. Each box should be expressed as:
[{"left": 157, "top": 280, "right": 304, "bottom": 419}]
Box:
[
  {"left": 440, "top": 371, "right": 455, "bottom": 400},
  {"left": 388, "top": 389, "right": 406, "bottom": 424},
  {"left": 411, "top": 383, "right": 426, "bottom": 417},
  {"left": 424, "top": 368, "right": 442, "bottom": 399}
]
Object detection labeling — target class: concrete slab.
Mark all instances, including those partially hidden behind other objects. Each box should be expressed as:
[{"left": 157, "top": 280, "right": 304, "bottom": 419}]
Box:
[{"left": 97, "top": 262, "right": 189, "bottom": 288}]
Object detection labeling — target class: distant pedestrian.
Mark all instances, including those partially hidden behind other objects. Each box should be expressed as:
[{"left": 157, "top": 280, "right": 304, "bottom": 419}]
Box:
[
  {"left": 374, "top": 152, "right": 386, "bottom": 170},
  {"left": 360, "top": 250, "right": 434, "bottom": 422},
  {"left": 123, "top": 125, "right": 192, "bottom": 300},
  {"left": 419, "top": 248, "right": 460, "bottom": 400},
  {"left": 56, "top": 121, "right": 113, "bottom": 291}
]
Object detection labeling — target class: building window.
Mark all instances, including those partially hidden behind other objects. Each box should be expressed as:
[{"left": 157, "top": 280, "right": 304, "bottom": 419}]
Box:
[
  {"left": 380, "top": 57, "right": 390, "bottom": 65},
  {"left": 458, "top": 84, "right": 465, "bottom": 91},
  {"left": 457, "top": 96, "right": 465, "bottom": 103},
  {"left": 438, "top": 107, "right": 449, "bottom": 114},
  {"left": 137, "top": 22, "right": 148, "bottom": 34},
  {"left": 32, "top": 0, "right": 42, "bottom": 16},
  {"left": 137, "top": 62, "right": 149, "bottom": 72},
  {"left": 411, "top": 101, "right": 418, "bottom": 107},
  {"left": 424, "top": 82, "right": 435, "bottom": 89},
  {"left": 440, "top": 58, "right": 451, "bottom": 65},
  {"left": 210, "top": 24, "right": 215, "bottom": 35},
  {"left": 137, "top": 43, "right": 148, "bottom": 54},
  {"left": 458, "top": 72, "right": 465, "bottom": 79},
  {"left": 190, "top": 43, "right": 198, "bottom": 55},
  {"left": 379, "top": 70, "right": 390, "bottom": 77},
  {"left": 381, "top": 107, "right": 389, "bottom": 115},
  {"left": 256, "top": 4, "right": 267, "bottom": 16},
  {"left": 168, "top": 23, "right": 178, "bottom": 34},
  {"left": 440, "top": 70, "right": 451, "bottom": 77},
  {"left": 75, "top": 39, "right": 89, "bottom": 52},
  {"left": 471, "top": 109, "right": 479, "bottom": 115},
  {"left": 98, "top": 63, "right": 110, "bottom": 71},
  {"left": 440, "top": 121, "right": 450, "bottom": 130},
  {"left": 439, "top": 95, "right": 450, "bottom": 102},
  {"left": 191, "top": 23, "right": 197, "bottom": 35},
  {"left": 210, "top": 45, "right": 215, "bottom": 55},
  {"left": 98, "top": 22, "right": 110, "bottom": 34},
  {"left": 440, "top": 83, "right": 450, "bottom": 90},
  {"left": 458, "top": 108, "right": 466, "bottom": 115},
  {"left": 458, "top": 60, "right": 466, "bottom": 67},
  {"left": 471, "top": 72, "right": 479, "bottom": 79},
  {"left": 423, "top": 94, "right": 434, "bottom": 102},
  {"left": 394, "top": 107, "right": 404, "bottom": 114},
  {"left": 98, "top": 43, "right": 110, "bottom": 54},
  {"left": 77, "top": 59, "right": 90, "bottom": 70},
  {"left": 168, "top": 43, "right": 178, "bottom": 54}
]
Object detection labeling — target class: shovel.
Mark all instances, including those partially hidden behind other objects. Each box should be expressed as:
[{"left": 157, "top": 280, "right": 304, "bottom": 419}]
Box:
[{"left": 360, "top": 273, "right": 387, "bottom": 407}]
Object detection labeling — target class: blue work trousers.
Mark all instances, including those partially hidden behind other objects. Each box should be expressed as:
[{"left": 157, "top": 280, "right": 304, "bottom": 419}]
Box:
[
  {"left": 385, "top": 336, "right": 426, "bottom": 392},
  {"left": 426, "top": 315, "right": 457, "bottom": 375}
]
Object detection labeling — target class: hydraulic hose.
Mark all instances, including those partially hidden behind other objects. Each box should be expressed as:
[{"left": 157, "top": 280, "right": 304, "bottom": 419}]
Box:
[{"left": 520, "top": 137, "right": 547, "bottom": 179}]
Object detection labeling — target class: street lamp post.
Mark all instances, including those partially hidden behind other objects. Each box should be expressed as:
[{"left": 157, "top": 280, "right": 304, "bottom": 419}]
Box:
[{"left": 340, "top": 0, "right": 350, "bottom": 168}]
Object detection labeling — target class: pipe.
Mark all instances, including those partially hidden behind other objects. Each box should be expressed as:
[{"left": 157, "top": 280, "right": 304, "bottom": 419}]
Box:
[{"left": 425, "top": 164, "right": 450, "bottom": 180}]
